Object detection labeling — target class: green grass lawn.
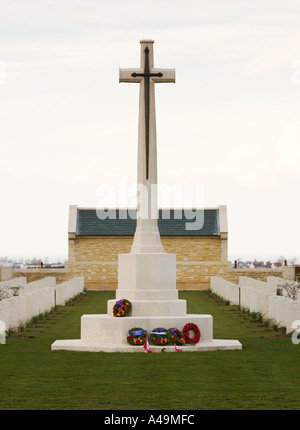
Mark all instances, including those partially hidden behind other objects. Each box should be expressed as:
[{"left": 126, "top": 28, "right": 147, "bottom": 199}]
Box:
[{"left": 0, "top": 290, "right": 299, "bottom": 410}]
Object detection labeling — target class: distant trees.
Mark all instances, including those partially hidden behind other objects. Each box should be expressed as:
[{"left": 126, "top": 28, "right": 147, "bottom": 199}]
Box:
[{"left": 276, "top": 256, "right": 297, "bottom": 266}]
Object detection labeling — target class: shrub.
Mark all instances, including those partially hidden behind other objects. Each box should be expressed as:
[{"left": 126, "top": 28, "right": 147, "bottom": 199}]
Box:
[{"left": 277, "top": 280, "right": 300, "bottom": 301}]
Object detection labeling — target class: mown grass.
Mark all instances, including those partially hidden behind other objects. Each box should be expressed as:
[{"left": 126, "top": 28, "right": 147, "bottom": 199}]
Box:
[{"left": 0, "top": 290, "right": 299, "bottom": 410}]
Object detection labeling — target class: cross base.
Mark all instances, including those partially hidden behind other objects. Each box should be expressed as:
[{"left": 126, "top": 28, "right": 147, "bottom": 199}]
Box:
[
  {"left": 51, "top": 313, "right": 242, "bottom": 353},
  {"left": 51, "top": 339, "right": 242, "bottom": 353},
  {"left": 130, "top": 225, "right": 166, "bottom": 253}
]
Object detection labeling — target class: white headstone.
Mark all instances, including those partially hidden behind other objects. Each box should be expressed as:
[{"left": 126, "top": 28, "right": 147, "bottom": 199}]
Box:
[{"left": 0, "top": 320, "right": 6, "bottom": 344}]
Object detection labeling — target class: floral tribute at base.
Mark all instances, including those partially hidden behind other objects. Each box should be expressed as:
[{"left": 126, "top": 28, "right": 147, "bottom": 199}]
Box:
[
  {"left": 167, "top": 328, "right": 185, "bottom": 346},
  {"left": 149, "top": 328, "right": 169, "bottom": 345},
  {"left": 127, "top": 328, "right": 148, "bottom": 345},
  {"left": 112, "top": 298, "right": 132, "bottom": 317},
  {"left": 182, "top": 323, "right": 201, "bottom": 344}
]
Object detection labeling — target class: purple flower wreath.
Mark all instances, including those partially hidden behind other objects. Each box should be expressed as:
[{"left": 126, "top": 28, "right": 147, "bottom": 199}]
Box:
[{"left": 112, "top": 298, "right": 132, "bottom": 317}]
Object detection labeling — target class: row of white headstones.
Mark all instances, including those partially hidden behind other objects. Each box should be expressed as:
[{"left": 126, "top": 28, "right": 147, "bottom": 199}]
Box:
[
  {"left": 0, "top": 276, "right": 84, "bottom": 344},
  {"left": 210, "top": 275, "right": 300, "bottom": 334}
]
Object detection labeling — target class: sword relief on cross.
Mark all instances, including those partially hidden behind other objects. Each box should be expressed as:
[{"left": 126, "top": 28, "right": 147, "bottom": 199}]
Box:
[{"left": 119, "top": 40, "right": 175, "bottom": 181}]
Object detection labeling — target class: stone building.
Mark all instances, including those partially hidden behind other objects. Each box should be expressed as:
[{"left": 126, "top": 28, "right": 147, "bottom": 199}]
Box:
[
  {"left": 67, "top": 205, "right": 230, "bottom": 290},
  {"left": 11, "top": 204, "right": 284, "bottom": 287}
]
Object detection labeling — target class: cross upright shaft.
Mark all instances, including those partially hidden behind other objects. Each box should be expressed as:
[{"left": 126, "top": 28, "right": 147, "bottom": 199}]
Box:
[{"left": 119, "top": 40, "right": 175, "bottom": 253}]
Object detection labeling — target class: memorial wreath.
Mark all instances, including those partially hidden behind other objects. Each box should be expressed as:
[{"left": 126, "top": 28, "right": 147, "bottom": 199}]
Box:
[
  {"left": 112, "top": 298, "right": 132, "bottom": 317},
  {"left": 127, "top": 327, "right": 148, "bottom": 345},
  {"left": 182, "top": 322, "right": 201, "bottom": 344},
  {"left": 167, "top": 328, "right": 185, "bottom": 346},
  {"left": 149, "top": 327, "right": 169, "bottom": 345}
]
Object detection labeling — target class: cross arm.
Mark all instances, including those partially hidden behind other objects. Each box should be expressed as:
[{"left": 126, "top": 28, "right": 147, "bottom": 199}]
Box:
[
  {"left": 119, "top": 68, "right": 143, "bottom": 83},
  {"left": 151, "top": 68, "right": 176, "bottom": 83}
]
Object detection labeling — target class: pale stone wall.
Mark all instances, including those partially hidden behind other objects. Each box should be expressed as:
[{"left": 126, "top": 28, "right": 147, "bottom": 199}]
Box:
[
  {"left": 222, "top": 268, "right": 283, "bottom": 285},
  {"left": 67, "top": 235, "right": 225, "bottom": 289},
  {"left": 162, "top": 236, "right": 222, "bottom": 261},
  {"left": 72, "top": 236, "right": 132, "bottom": 261},
  {"left": 71, "top": 235, "right": 223, "bottom": 263},
  {"left": 66, "top": 261, "right": 283, "bottom": 291},
  {"left": 66, "top": 235, "right": 285, "bottom": 290},
  {"left": 281, "top": 266, "right": 295, "bottom": 280},
  {"left": 176, "top": 262, "right": 230, "bottom": 290},
  {"left": 68, "top": 262, "right": 117, "bottom": 290},
  {"left": 176, "top": 265, "right": 283, "bottom": 290},
  {"left": 13, "top": 269, "right": 72, "bottom": 284},
  {"left": 12, "top": 264, "right": 284, "bottom": 291},
  {"left": 0, "top": 267, "right": 13, "bottom": 281},
  {"left": 11, "top": 236, "right": 284, "bottom": 290}
]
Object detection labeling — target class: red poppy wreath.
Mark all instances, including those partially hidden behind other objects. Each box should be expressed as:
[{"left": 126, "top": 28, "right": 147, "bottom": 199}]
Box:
[{"left": 182, "top": 323, "right": 201, "bottom": 344}]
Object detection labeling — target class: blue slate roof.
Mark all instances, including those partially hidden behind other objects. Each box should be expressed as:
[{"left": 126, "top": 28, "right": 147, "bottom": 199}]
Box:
[{"left": 76, "top": 208, "right": 220, "bottom": 236}]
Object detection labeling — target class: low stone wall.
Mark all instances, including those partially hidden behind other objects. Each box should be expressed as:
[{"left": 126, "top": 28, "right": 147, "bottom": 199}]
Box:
[
  {"left": 221, "top": 268, "right": 283, "bottom": 285},
  {"left": 70, "top": 235, "right": 224, "bottom": 263},
  {"left": 12, "top": 264, "right": 285, "bottom": 291},
  {"left": 0, "top": 267, "right": 13, "bottom": 281},
  {"left": 176, "top": 262, "right": 229, "bottom": 290},
  {"left": 13, "top": 269, "right": 72, "bottom": 284},
  {"left": 67, "top": 262, "right": 118, "bottom": 290},
  {"left": 67, "top": 261, "right": 232, "bottom": 290},
  {"left": 177, "top": 266, "right": 283, "bottom": 290},
  {"left": 67, "top": 234, "right": 227, "bottom": 289}
]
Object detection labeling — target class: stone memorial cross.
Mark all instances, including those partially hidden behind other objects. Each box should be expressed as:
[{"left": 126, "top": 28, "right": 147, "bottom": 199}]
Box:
[{"left": 119, "top": 40, "right": 175, "bottom": 253}]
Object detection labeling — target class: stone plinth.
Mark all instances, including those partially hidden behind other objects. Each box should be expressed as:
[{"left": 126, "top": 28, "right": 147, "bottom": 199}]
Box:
[
  {"left": 107, "top": 299, "right": 187, "bottom": 317},
  {"left": 81, "top": 314, "right": 213, "bottom": 344},
  {"left": 51, "top": 339, "right": 242, "bottom": 353},
  {"left": 117, "top": 253, "right": 176, "bottom": 300},
  {"left": 111, "top": 252, "right": 184, "bottom": 315},
  {"left": 51, "top": 251, "right": 242, "bottom": 352},
  {"left": 51, "top": 312, "right": 241, "bottom": 352}
]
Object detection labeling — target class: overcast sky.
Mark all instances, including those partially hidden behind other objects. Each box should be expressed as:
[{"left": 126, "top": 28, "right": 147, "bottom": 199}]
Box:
[{"left": 0, "top": 0, "right": 300, "bottom": 263}]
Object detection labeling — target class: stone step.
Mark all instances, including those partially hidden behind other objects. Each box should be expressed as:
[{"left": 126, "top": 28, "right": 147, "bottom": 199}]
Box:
[
  {"left": 80, "top": 314, "right": 213, "bottom": 345},
  {"left": 113, "top": 289, "right": 179, "bottom": 301},
  {"left": 51, "top": 339, "right": 242, "bottom": 353},
  {"left": 107, "top": 298, "right": 187, "bottom": 317}
]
